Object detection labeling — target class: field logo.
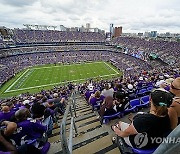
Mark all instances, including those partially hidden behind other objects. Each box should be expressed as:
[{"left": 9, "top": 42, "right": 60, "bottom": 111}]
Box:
[{"left": 134, "top": 132, "right": 148, "bottom": 148}]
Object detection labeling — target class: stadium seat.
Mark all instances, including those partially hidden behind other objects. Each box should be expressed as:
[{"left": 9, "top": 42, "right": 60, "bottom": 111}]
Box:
[
  {"left": 147, "top": 86, "right": 154, "bottom": 93},
  {"left": 117, "top": 136, "right": 157, "bottom": 154},
  {"left": 24, "top": 139, "right": 50, "bottom": 154},
  {"left": 92, "top": 104, "right": 100, "bottom": 111},
  {"left": 132, "top": 147, "right": 157, "bottom": 154},
  {"left": 102, "top": 112, "right": 124, "bottom": 124},
  {"left": 137, "top": 88, "right": 148, "bottom": 97},
  {"left": 123, "top": 106, "right": 138, "bottom": 114},
  {"left": 128, "top": 93, "right": 137, "bottom": 100},
  {"left": 129, "top": 99, "right": 141, "bottom": 108},
  {"left": 40, "top": 142, "right": 51, "bottom": 154},
  {"left": 140, "top": 95, "right": 150, "bottom": 107}
]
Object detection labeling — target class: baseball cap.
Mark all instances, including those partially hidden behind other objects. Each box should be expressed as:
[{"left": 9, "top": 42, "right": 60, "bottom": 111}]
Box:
[
  {"left": 139, "top": 77, "right": 143, "bottom": 81},
  {"left": 150, "top": 88, "right": 174, "bottom": 107},
  {"left": 127, "top": 84, "right": 133, "bottom": 90}
]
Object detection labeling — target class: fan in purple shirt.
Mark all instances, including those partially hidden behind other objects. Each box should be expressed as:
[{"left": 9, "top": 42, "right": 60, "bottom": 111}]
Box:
[
  {"left": 89, "top": 91, "right": 105, "bottom": 106},
  {"left": 9, "top": 109, "right": 47, "bottom": 146},
  {"left": 0, "top": 106, "right": 15, "bottom": 121},
  {"left": 85, "top": 85, "right": 96, "bottom": 101}
]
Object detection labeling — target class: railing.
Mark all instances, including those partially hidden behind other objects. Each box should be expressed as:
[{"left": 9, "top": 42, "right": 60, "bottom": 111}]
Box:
[{"left": 60, "top": 91, "right": 78, "bottom": 154}]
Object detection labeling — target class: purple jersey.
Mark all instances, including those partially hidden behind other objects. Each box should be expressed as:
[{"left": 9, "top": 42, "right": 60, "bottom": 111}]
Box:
[
  {"left": 0, "top": 111, "right": 15, "bottom": 121},
  {"left": 85, "top": 90, "right": 96, "bottom": 101},
  {"left": 89, "top": 95, "right": 104, "bottom": 106},
  {"left": 10, "top": 119, "right": 47, "bottom": 146}
]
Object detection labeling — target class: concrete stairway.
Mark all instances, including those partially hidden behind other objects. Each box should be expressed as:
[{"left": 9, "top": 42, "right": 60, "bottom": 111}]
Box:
[{"left": 47, "top": 94, "right": 120, "bottom": 154}]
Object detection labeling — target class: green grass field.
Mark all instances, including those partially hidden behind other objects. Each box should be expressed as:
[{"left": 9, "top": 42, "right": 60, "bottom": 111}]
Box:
[{"left": 0, "top": 61, "right": 122, "bottom": 98}]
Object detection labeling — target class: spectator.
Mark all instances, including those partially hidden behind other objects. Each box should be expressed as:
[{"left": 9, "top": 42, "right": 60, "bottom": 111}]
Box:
[
  {"left": 9, "top": 109, "right": 47, "bottom": 147},
  {"left": 168, "top": 77, "right": 180, "bottom": 128},
  {"left": 114, "top": 91, "right": 130, "bottom": 112},
  {"left": 101, "top": 83, "right": 114, "bottom": 98},
  {"left": 0, "top": 106, "right": 15, "bottom": 121},
  {"left": 99, "top": 96, "right": 116, "bottom": 117},
  {"left": 89, "top": 91, "right": 104, "bottom": 106},
  {"left": 112, "top": 89, "right": 173, "bottom": 149},
  {"left": 31, "top": 104, "right": 53, "bottom": 136}
]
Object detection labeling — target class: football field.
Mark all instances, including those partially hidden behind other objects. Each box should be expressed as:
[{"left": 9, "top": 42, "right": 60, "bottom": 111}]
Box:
[{"left": 0, "top": 61, "right": 122, "bottom": 97}]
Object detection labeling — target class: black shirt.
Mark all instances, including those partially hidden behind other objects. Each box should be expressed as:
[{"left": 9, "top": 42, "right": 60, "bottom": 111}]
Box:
[{"left": 129, "top": 113, "right": 171, "bottom": 149}]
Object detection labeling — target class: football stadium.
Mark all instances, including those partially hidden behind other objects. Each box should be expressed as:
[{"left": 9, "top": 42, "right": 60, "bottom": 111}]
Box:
[{"left": 0, "top": 0, "right": 180, "bottom": 154}]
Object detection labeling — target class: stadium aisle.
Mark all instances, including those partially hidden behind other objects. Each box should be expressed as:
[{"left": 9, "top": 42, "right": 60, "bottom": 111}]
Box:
[{"left": 48, "top": 94, "right": 120, "bottom": 154}]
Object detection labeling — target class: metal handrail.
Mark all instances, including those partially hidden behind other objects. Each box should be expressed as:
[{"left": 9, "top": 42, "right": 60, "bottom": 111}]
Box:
[{"left": 60, "top": 91, "right": 78, "bottom": 154}]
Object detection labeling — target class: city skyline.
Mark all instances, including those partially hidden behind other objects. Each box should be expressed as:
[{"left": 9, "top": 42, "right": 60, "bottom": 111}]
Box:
[{"left": 0, "top": 0, "right": 179, "bottom": 33}]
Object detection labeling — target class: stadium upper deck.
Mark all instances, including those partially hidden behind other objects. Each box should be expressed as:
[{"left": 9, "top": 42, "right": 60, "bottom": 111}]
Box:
[{"left": 0, "top": 28, "right": 105, "bottom": 49}]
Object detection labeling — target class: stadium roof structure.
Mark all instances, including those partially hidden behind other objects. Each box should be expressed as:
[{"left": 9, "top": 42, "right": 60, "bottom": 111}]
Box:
[{"left": 23, "top": 24, "right": 57, "bottom": 30}]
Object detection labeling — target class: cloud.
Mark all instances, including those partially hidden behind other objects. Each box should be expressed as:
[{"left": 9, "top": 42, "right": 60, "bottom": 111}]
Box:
[
  {"left": 1, "top": 0, "right": 36, "bottom": 7},
  {"left": 0, "top": 0, "right": 179, "bottom": 33}
]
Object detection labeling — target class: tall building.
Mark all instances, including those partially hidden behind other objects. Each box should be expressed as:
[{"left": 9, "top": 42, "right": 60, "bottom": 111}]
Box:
[
  {"left": 110, "top": 23, "right": 114, "bottom": 38},
  {"left": 150, "top": 31, "right": 157, "bottom": 37},
  {"left": 114, "top": 27, "right": 122, "bottom": 37},
  {"left": 86, "top": 23, "right": 90, "bottom": 29}
]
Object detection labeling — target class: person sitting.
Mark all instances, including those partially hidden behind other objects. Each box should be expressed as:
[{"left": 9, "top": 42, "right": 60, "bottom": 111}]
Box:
[
  {"left": 89, "top": 91, "right": 105, "bottom": 107},
  {"left": 101, "top": 83, "right": 114, "bottom": 98},
  {"left": 168, "top": 77, "right": 180, "bottom": 128},
  {"left": 46, "top": 93, "right": 65, "bottom": 115},
  {"left": 31, "top": 104, "right": 53, "bottom": 136},
  {"left": 112, "top": 88, "right": 173, "bottom": 149},
  {"left": 9, "top": 108, "right": 47, "bottom": 147},
  {"left": 114, "top": 91, "right": 130, "bottom": 112},
  {"left": 0, "top": 106, "right": 15, "bottom": 121},
  {"left": 126, "top": 84, "right": 136, "bottom": 100},
  {"left": 0, "top": 120, "right": 17, "bottom": 137},
  {"left": 99, "top": 96, "right": 117, "bottom": 118},
  {"left": 0, "top": 122, "right": 41, "bottom": 154},
  {"left": 0, "top": 121, "right": 17, "bottom": 154},
  {"left": 84, "top": 84, "right": 96, "bottom": 102}
]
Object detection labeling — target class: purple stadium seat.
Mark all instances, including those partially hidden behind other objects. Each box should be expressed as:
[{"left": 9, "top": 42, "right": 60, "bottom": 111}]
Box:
[
  {"left": 103, "top": 112, "right": 124, "bottom": 124},
  {"left": 40, "top": 142, "right": 50, "bottom": 154},
  {"left": 130, "top": 99, "right": 141, "bottom": 108},
  {"left": 147, "top": 86, "right": 154, "bottom": 93},
  {"left": 132, "top": 147, "right": 157, "bottom": 154},
  {"left": 137, "top": 88, "right": 148, "bottom": 97},
  {"left": 140, "top": 95, "right": 150, "bottom": 107}
]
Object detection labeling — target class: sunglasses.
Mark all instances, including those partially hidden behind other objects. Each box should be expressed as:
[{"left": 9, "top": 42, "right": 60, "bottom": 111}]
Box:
[{"left": 171, "top": 83, "right": 180, "bottom": 90}]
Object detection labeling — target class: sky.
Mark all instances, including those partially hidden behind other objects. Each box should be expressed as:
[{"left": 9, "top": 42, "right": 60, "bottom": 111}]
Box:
[{"left": 0, "top": 0, "right": 180, "bottom": 33}]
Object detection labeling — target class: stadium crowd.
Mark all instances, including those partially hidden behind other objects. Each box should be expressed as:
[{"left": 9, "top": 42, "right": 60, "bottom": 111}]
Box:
[
  {"left": 0, "top": 57, "right": 180, "bottom": 153},
  {"left": 80, "top": 67, "right": 180, "bottom": 150},
  {"left": 112, "top": 36, "right": 180, "bottom": 65},
  {"left": 1, "top": 63, "right": 179, "bottom": 153},
  {"left": 0, "top": 83, "right": 73, "bottom": 153},
  {"left": 0, "top": 29, "right": 180, "bottom": 153},
  {"left": 0, "top": 51, "right": 151, "bottom": 86}
]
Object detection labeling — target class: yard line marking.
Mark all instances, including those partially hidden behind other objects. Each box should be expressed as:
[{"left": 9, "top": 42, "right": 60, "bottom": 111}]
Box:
[
  {"left": 4, "top": 69, "right": 29, "bottom": 93},
  {"left": 4, "top": 62, "right": 120, "bottom": 93},
  {"left": 5, "top": 73, "right": 119, "bottom": 93},
  {"left": 32, "top": 62, "right": 103, "bottom": 70},
  {"left": 103, "top": 61, "right": 119, "bottom": 74}
]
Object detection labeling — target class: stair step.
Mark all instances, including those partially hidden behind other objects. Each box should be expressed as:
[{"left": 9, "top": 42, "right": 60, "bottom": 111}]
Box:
[
  {"left": 49, "top": 122, "right": 102, "bottom": 143},
  {"left": 49, "top": 114, "right": 99, "bottom": 142},
  {"left": 58, "top": 107, "right": 92, "bottom": 119},
  {"left": 48, "top": 127, "right": 107, "bottom": 154},
  {"left": 48, "top": 94, "right": 120, "bottom": 154},
  {"left": 105, "top": 147, "right": 120, "bottom": 154},
  {"left": 73, "top": 133, "right": 113, "bottom": 154},
  {"left": 95, "top": 143, "right": 119, "bottom": 154},
  {"left": 57, "top": 110, "right": 94, "bottom": 123}
]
